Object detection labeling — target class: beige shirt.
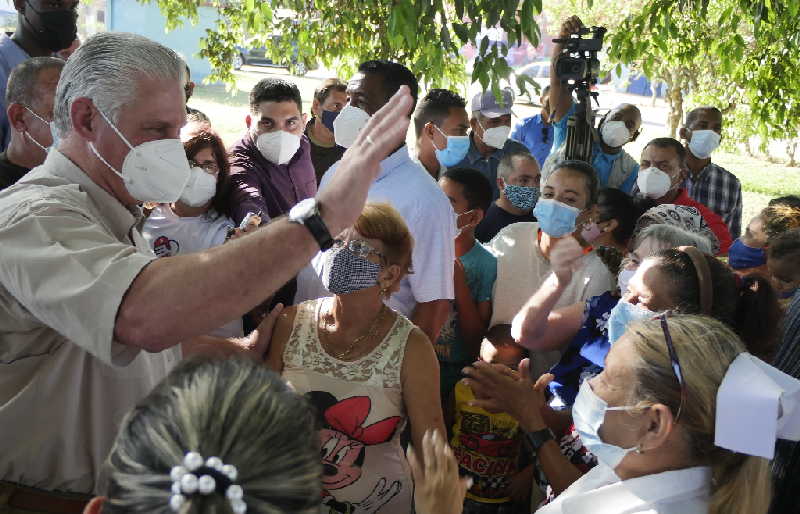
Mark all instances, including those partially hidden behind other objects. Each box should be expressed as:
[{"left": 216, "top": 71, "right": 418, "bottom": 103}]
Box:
[
  {"left": 0, "top": 150, "right": 181, "bottom": 494},
  {"left": 486, "top": 222, "right": 614, "bottom": 376}
]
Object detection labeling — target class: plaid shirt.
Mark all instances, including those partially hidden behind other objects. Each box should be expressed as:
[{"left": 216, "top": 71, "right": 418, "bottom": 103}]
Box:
[{"left": 683, "top": 162, "right": 743, "bottom": 239}]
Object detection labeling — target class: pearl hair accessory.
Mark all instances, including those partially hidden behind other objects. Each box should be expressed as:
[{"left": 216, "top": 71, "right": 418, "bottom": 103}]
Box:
[{"left": 170, "top": 452, "right": 246, "bottom": 513}]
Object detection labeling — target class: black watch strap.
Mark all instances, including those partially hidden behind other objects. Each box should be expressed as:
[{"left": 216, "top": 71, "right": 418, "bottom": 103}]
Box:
[
  {"left": 525, "top": 427, "right": 555, "bottom": 452},
  {"left": 304, "top": 212, "right": 334, "bottom": 251}
]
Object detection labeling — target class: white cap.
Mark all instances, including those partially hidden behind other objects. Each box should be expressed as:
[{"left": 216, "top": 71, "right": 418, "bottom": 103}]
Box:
[{"left": 715, "top": 353, "right": 800, "bottom": 459}]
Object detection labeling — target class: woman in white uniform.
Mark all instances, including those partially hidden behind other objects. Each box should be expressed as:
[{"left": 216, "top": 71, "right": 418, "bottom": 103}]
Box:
[{"left": 464, "top": 313, "right": 800, "bottom": 514}]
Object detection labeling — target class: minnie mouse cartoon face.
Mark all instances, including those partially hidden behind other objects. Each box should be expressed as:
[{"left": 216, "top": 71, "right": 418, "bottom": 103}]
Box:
[
  {"left": 307, "top": 392, "right": 401, "bottom": 492},
  {"left": 320, "top": 429, "right": 366, "bottom": 489}
]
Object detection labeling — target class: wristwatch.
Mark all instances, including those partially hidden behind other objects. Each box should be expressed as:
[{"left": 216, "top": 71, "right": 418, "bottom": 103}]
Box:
[
  {"left": 288, "top": 198, "right": 334, "bottom": 251},
  {"left": 525, "top": 427, "right": 555, "bottom": 452}
]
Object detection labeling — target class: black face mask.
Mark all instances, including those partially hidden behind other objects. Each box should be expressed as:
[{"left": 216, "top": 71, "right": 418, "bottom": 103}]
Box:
[{"left": 23, "top": 0, "right": 78, "bottom": 53}]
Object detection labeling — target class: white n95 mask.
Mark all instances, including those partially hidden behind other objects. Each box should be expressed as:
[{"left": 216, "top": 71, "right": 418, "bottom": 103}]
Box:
[
  {"left": 90, "top": 108, "right": 191, "bottom": 203},
  {"left": 179, "top": 167, "right": 218, "bottom": 207},
  {"left": 256, "top": 130, "right": 301, "bottom": 165},
  {"left": 333, "top": 104, "right": 371, "bottom": 148},
  {"left": 688, "top": 130, "right": 721, "bottom": 159},
  {"left": 478, "top": 120, "right": 511, "bottom": 149},
  {"left": 600, "top": 119, "right": 631, "bottom": 148},
  {"left": 636, "top": 166, "right": 672, "bottom": 199}
]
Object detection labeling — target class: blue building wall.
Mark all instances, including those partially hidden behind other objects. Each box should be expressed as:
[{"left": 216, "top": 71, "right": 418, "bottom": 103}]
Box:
[{"left": 107, "top": 0, "right": 217, "bottom": 82}]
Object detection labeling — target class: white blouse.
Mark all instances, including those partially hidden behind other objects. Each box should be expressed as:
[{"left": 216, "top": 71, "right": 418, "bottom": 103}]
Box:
[{"left": 535, "top": 464, "right": 711, "bottom": 514}]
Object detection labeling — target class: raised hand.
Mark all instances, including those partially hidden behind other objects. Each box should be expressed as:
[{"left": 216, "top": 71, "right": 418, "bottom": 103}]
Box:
[
  {"left": 559, "top": 15, "right": 584, "bottom": 39},
  {"left": 549, "top": 236, "right": 585, "bottom": 284},
  {"left": 463, "top": 358, "right": 553, "bottom": 432}
]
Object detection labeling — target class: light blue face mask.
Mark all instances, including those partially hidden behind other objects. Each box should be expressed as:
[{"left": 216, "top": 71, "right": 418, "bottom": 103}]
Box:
[
  {"left": 607, "top": 300, "right": 656, "bottom": 343},
  {"left": 532, "top": 198, "right": 581, "bottom": 237},
  {"left": 504, "top": 183, "right": 540, "bottom": 211},
  {"left": 572, "top": 380, "right": 639, "bottom": 470},
  {"left": 432, "top": 125, "right": 470, "bottom": 167}
]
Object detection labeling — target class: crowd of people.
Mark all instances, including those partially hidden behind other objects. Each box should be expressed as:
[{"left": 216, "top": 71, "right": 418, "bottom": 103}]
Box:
[{"left": 0, "top": 4, "right": 799, "bottom": 514}]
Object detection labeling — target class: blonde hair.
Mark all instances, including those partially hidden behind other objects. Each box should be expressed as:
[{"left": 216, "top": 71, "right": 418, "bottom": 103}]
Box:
[
  {"left": 627, "top": 315, "right": 772, "bottom": 514},
  {"left": 763, "top": 203, "right": 800, "bottom": 240},
  {"left": 353, "top": 202, "right": 414, "bottom": 276},
  {"left": 103, "top": 357, "right": 321, "bottom": 513}
]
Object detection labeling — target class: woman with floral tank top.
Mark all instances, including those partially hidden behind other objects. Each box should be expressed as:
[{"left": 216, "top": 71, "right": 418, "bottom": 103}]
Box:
[{"left": 266, "top": 203, "right": 445, "bottom": 514}]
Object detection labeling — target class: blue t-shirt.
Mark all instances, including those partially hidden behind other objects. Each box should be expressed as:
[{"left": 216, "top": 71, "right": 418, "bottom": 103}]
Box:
[
  {"left": 511, "top": 114, "right": 554, "bottom": 167},
  {"left": 552, "top": 102, "right": 639, "bottom": 194},
  {"left": 548, "top": 291, "right": 619, "bottom": 406},
  {"left": 435, "top": 243, "right": 497, "bottom": 393}
]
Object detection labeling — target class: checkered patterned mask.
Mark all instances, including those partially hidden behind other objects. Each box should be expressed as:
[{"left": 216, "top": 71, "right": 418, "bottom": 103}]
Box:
[{"left": 321, "top": 245, "right": 383, "bottom": 295}]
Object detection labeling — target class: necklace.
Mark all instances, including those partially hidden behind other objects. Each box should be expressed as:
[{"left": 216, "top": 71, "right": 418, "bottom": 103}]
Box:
[{"left": 318, "top": 302, "right": 388, "bottom": 360}]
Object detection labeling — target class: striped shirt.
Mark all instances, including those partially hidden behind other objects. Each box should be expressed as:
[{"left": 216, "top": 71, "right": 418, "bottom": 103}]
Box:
[
  {"left": 683, "top": 162, "right": 743, "bottom": 239},
  {"left": 771, "top": 291, "right": 800, "bottom": 513}
]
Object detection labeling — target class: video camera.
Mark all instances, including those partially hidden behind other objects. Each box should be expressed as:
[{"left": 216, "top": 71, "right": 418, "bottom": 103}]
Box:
[
  {"left": 552, "top": 25, "right": 607, "bottom": 163},
  {"left": 553, "top": 26, "right": 607, "bottom": 89}
]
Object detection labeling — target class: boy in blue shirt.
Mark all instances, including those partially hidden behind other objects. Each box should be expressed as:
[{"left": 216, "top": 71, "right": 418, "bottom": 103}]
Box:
[{"left": 437, "top": 167, "right": 497, "bottom": 410}]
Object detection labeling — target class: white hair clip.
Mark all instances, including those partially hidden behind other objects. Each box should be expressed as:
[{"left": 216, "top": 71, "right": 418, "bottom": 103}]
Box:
[{"left": 169, "top": 452, "right": 246, "bottom": 513}]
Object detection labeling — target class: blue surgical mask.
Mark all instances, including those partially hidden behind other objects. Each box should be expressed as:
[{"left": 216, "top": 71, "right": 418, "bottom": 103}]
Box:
[
  {"left": 532, "top": 198, "right": 581, "bottom": 237},
  {"left": 432, "top": 125, "right": 470, "bottom": 167},
  {"left": 321, "top": 110, "right": 339, "bottom": 133},
  {"left": 728, "top": 238, "right": 767, "bottom": 270},
  {"left": 572, "top": 380, "right": 638, "bottom": 470},
  {"left": 607, "top": 300, "right": 656, "bottom": 343},
  {"left": 504, "top": 183, "right": 540, "bottom": 211}
]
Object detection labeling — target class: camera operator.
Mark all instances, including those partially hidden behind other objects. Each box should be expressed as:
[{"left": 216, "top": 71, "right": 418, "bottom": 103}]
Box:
[{"left": 543, "top": 15, "right": 642, "bottom": 195}]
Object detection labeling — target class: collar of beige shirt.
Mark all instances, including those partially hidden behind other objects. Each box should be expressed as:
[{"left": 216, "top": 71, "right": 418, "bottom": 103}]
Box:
[{"left": 20, "top": 149, "right": 145, "bottom": 243}]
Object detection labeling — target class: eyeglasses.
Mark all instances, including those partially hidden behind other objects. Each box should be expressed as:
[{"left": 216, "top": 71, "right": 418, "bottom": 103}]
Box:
[
  {"left": 658, "top": 313, "right": 687, "bottom": 422},
  {"left": 332, "top": 238, "right": 385, "bottom": 260},
  {"left": 189, "top": 160, "right": 219, "bottom": 174}
]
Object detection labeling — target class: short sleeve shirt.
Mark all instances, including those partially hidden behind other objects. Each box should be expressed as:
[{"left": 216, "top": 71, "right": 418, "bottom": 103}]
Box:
[
  {"left": 511, "top": 113, "right": 554, "bottom": 167},
  {"left": 317, "top": 146, "right": 456, "bottom": 317},
  {"left": 0, "top": 150, "right": 180, "bottom": 494},
  {"left": 548, "top": 292, "right": 619, "bottom": 406},
  {"left": 435, "top": 243, "right": 497, "bottom": 365}
]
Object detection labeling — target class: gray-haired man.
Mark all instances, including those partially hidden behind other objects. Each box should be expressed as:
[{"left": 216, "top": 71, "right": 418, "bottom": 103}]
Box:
[
  {"left": 0, "top": 32, "right": 412, "bottom": 506},
  {"left": 0, "top": 56, "right": 64, "bottom": 190}
]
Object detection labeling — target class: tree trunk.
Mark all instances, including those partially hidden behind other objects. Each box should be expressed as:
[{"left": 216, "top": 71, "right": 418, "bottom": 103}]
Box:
[
  {"left": 787, "top": 139, "right": 798, "bottom": 167},
  {"left": 663, "top": 70, "right": 684, "bottom": 138}
]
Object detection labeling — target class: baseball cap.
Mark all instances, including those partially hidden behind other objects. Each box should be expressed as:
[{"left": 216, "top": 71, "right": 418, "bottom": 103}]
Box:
[{"left": 471, "top": 88, "right": 515, "bottom": 118}]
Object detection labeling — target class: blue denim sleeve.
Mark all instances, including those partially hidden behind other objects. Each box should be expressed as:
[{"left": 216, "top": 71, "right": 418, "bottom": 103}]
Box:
[{"left": 551, "top": 101, "right": 576, "bottom": 152}]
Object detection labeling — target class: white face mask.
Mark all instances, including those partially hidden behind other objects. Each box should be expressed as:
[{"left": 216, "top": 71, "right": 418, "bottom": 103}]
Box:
[
  {"left": 636, "top": 166, "right": 673, "bottom": 199},
  {"left": 333, "top": 104, "right": 371, "bottom": 148},
  {"left": 688, "top": 130, "right": 721, "bottom": 159},
  {"left": 572, "top": 380, "right": 639, "bottom": 470},
  {"left": 179, "top": 167, "right": 218, "bottom": 207},
  {"left": 478, "top": 119, "right": 511, "bottom": 149},
  {"left": 600, "top": 119, "right": 631, "bottom": 148},
  {"left": 256, "top": 130, "right": 301, "bottom": 165},
  {"left": 90, "top": 108, "right": 192, "bottom": 203}
]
